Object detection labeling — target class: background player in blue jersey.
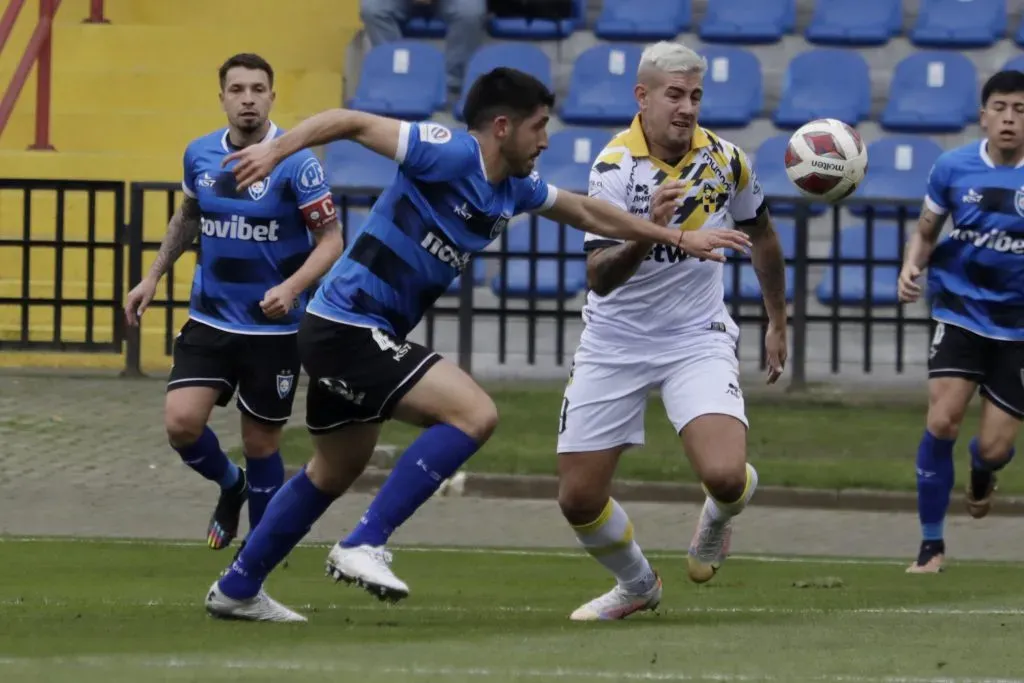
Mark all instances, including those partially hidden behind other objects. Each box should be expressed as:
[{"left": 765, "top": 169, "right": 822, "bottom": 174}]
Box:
[
  {"left": 124, "top": 53, "right": 344, "bottom": 555},
  {"left": 202, "top": 67, "right": 752, "bottom": 622},
  {"left": 898, "top": 70, "right": 1024, "bottom": 574}
]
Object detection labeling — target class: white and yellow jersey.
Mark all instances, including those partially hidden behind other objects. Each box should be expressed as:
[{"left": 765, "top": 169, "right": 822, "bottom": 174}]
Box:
[{"left": 581, "top": 114, "right": 766, "bottom": 348}]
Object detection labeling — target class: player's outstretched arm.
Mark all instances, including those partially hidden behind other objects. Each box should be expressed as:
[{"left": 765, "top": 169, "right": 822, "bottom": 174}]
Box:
[
  {"left": 539, "top": 190, "right": 752, "bottom": 262},
  {"left": 259, "top": 225, "right": 344, "bottom": 319},
  {"left": 898, "top": 205, "right": 947, "bottom": 303},
  {"left": 225, "top": 110, "right": 402, "bottom": 189},
  {"left": 124, "top": 196, "right": 201, "bottom": 326},
  {"left": 743, "top": 209, "right": 789, "bottom": 383}
]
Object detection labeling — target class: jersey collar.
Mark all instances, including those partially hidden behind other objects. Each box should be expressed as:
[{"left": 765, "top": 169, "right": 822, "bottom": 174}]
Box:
[
  {"left": 221, "top": 121, "right": 279, "bottom": 152},
  {"left": 621, "top": 114, "right": 710, "bottom": 174}
]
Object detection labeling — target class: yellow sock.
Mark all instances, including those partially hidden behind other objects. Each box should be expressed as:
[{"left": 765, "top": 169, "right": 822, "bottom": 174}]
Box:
[
  {"left": 704, "top": 463, "right": 759, "bottom": 520},
  {"left": 572, "top": 498, "right": 656, "bottom": 594}
]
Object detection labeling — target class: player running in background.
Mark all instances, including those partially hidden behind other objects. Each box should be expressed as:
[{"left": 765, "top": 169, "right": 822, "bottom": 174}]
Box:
[
  {"left": 203, "top": 67, "right": 753, "bottom": 622},
  {"left": 555, "top": 42, "right": 788, "bottom": 621},
  {"left": 124, "top": 53, "right": 343, "bottom": 553},
  {"left": 899, "top": 70, "right": 1024, "bottom": 574}
]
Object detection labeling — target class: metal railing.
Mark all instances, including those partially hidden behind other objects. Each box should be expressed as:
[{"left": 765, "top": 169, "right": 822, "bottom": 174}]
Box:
[{"left": 1, "top": 178, "right": 933, "bottom": 387}]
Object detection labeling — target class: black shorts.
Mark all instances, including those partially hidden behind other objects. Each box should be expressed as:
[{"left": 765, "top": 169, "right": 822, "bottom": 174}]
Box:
[
  {"left": 298, "top": 313, "right": 441, "bottom": 434},
  {"left": 167, "top": 319, "right": 301, "bottom": 425},
  {"left": 928, "top": 321, "right": 1024, "bottom": 420}
]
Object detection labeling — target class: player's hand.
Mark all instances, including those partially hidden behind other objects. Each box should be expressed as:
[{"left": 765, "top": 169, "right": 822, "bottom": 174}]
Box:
[
  {"left": 764, "top": 321, "right": 787, "bottom": 385},
  {"left": 223, "top": 140, "right": 282, "bottom": 191},
  {"left": 650, "top": 180, "right": 687, "bottom": 226},
  {"left": 898, "top": 263, "right": 923, "bottom": 303},
  {"left": 260, "top": 284, "right": 298, "bottom": 319},
  {"left": 677, "top": 229, "right": 752, "bottom": 263},
  {"left": 124, "top": 277, "right": 158, "bottom": 327}
]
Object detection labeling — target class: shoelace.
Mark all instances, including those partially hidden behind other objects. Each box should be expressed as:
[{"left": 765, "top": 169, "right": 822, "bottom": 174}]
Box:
[{"left": 695, "top": 519, "right": 729, "bottom": 562}]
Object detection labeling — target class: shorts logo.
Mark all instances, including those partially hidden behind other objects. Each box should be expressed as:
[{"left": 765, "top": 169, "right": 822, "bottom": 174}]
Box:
[
  {"left": 726, "top": 382, "right": 742, "bottom": 399},
  {"left": 276, "top": 370, "right": 295, "bottom": 399},
  {"left": 248, "top": 178, "right": 271, "bottom": 202},
  {"left": 318, "top": 377, "right": 365, "bottom": 405},
  {"left": 930, "top": 323, "right": 945, "bottom": 360},
  {"left": 371, "top": 327, "right": 412, "bottom": 362}
]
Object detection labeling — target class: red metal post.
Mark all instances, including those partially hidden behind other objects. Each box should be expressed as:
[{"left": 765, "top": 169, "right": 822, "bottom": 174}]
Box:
[
  {"left": 30, "top": 0, "right": 55, "bottom": 149},
  {"left": 84, "top": 0, "right": 107, "bottom": 24},
  {"left": 0, "top": 0, "right": 28, "bottom": 52}
]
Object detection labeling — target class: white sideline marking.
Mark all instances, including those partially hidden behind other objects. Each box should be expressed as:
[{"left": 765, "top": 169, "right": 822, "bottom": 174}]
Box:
[
  {"left": 2, "top": 597, "right": 1023, "bottom": 618},
  {"left": 0, "top": 535, "right": 982, "bottom": 567},
  {"left": 0, "top": 657, "right": 1020, "bottom": 683}
]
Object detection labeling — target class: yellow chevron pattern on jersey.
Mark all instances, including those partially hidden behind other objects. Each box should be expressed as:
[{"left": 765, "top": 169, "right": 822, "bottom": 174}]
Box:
[{"left": 593, "top": 114, "right": 754, "bottom": 234}]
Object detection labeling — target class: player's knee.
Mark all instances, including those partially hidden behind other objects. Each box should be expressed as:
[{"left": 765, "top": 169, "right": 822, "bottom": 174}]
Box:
[
  {"left": 976, "top": 432, "right": 1015, "bottom": 465},
  {"left": 926, "top": 410, "right": 963, "bottom": 440},
  {"left": 164, "top": 408, "right": 205, "bottom": 448},
  {"left": 701, "top": 462, "right": 747, "bottom": 504},
  {"left": 448, "top": 394, "right": 499, "bottom": 443},
  {"left": 557, "top": 484, "right": 606, "bottom": 527},
  {"left": 241, "top": 429, "right": 281, "bottom": 459}
]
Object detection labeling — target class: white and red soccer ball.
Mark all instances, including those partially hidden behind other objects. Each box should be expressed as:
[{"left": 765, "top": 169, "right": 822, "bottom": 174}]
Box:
[{"left": 784, "top": 118, "right": 869, "bottom": 203}]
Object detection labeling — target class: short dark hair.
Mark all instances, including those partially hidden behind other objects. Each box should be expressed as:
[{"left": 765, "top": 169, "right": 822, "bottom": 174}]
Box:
[
  {"left": 982, "top": 70, "right": 1024, "bottom": 105},
  {"left": 463, "top": 67, "right": 555, "bottom": 131},
  {"left": 219, "top": 53, "right": 274, "bottom": 90}
]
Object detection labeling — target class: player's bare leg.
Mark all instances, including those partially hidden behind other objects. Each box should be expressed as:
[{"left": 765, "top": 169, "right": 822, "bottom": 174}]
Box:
[
  {"left": 164, "top": 386, "right": 246, "bottom": 550},
  {"left": 232, "top": 415, "right": 287, "bottom": 562},
  {"left": 964, "top": 397, "right": 1020, "bottom": 518},
  {"left": 682, "top": 413, "right": 757, "bottom": 583},
  {"left": 330, "top": 358, "right": 498, "bottom": 602},
  {"left": 558, "top": 447, "right": 662, "bottom": 621},
  {"left": 907, "top": 377, "right": 975, "bottom": 574}
]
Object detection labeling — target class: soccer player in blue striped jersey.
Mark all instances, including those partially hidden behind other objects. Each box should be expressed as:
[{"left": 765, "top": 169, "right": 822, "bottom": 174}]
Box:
[
  {"left": 204, "top": 67, "right": 753, "bottom": 622},
  {"left": 124, "top": 53, "right": 343, "bottom": 556},
  {"left": 899, "top": 70, "right": 1024, "bottom": 573}
]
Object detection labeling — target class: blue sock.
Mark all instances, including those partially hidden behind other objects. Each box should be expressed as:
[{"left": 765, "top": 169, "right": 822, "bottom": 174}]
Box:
[
  {"left": 219, "top": 467, "right": 336, "bottom": 600},
  {"left": 173, "top": 426, "right": 240, "bottom": 489},
  {"left": 245, "top": 452, "right": 285, "bottom": 532},
  {"left": 969, "top": 436, "right": 1016, "bottom": 473},
  {"left": 916, "top": 430, "right": 955, "bottom": 542},
  {"left": 343, "top": 423, "right": 479, "bottom": 548}
]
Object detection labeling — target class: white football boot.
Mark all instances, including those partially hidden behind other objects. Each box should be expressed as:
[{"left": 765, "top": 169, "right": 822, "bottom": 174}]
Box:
[
  {"left": 204, "top": 580, "right": 307, "bottom": 623},
  {"left": 325, "top": 543, "right": 410, "bottom": 602},
  {"left": 570, "top": 573, "right": 663, "bottom": 621},
  {"left": 687, "top": 498, "right": 733, "bottom": 584}
]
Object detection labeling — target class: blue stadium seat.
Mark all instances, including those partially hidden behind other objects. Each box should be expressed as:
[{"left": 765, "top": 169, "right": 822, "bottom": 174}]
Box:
[
  {"left": 539, "top": 128, "right": 614, "bottom": 194},
  {"left": 881, "top": 51, "right": 977, "bottom": 132},
  {"left": 815, "top": 223, "right": 903, "bottom": 306},
  {"left": 347, "top": 41, "right": 445, "bottom": 120},
  {"left": 805, "top": 0, "right": 901, "bottom": 46},
  {"left": 446, "top": 259, "right": 488, "bottom": 295},
  {"left": 455, "top": 44, "right": 552, "bottom": 121},
  {"left": 911, "top": 0, "right": 1005, "bottom": 48},
  {"left": 851, "top": 136, "right": 943, "bottom": 218},
  {"left": 698, "top": 47, "right": 762, "bottom": 127},
  {"left": 490, "top": 217, "right": 587, "bottom": 298},
  {"left": 489, "top": 0, "right": 584, "bottom": 39},
  {"left": 595, "top": 0, "right": 691, "bottom": 41},
  {"left": 324, "top": 140, "right": 397, "bottom": 207},
  {"left": 774, "top": 49, "right": 871, "bottom": 128},
  {"left": 699, "top": 0, "right": 794, "bottom": 44},
  {"left": 753, "top": 135, "right": 827, "bottom": 216},
  {"left": 1003, "top": 54, "right": 1024, "bottom": 72},
  {"left": 561, "top": 44, "right": 643, "bottom": 126},
  {"left": 723, "top": 220, "right": 796, "bottom": 303}
]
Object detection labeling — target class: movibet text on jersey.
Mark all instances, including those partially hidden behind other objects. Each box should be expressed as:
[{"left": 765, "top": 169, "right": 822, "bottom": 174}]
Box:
[{"left": 201, "top": 215, "right": 281, "bottom": 242}]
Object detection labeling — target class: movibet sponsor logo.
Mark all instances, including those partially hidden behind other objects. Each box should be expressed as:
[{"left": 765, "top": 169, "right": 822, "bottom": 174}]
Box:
[
  {"left": 949, "top": 227, "right": 1024, "bottom": 254},
  {"left": 201, "top": 215, "right": 281, "bottom": 242},
  {"left": 421, "top": 231, "right": 470, "bottom": 272}
]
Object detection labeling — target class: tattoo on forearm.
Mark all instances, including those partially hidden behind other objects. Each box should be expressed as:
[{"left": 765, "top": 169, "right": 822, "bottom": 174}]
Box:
[
  {"left": 148, "top": 197, "right": 201, "bottom": 279},
  {"left": 586, "top": 242, "right": 651, "bottom": 295}
]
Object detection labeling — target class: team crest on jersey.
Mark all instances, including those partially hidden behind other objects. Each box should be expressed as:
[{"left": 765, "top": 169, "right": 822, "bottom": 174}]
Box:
[
  {"left": 490, "top": 213, "right": 511, "bottom": 239},
  {"left": 276, "top": 370, "right": 295, "bottom": 399},
  {"left": 1014, "top": 186, "right": 1024, "bottom": 218},
  {"left": 248, "top": 178, "right": 271, "bottom": 202}
]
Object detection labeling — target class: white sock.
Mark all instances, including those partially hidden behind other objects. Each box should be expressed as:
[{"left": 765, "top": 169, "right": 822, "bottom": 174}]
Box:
[
  {"left": 572, "top": 498, "right": 656, "bottom": 595},
  {"left": 704, "top": 463, "right": 759, "bottom": 522}
]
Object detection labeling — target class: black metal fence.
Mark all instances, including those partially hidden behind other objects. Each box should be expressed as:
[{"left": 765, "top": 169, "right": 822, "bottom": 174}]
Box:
[{"left": 0, "top": 178, "right": 932, "bottom": 387}]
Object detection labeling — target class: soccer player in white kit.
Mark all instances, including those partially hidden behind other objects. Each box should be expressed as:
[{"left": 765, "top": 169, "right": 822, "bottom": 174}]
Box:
[{"left": 555, "top": 42, "right": 790, "bottom": 621}]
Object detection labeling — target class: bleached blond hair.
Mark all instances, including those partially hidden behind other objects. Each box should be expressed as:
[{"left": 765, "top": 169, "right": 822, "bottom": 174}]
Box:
[{"left": 637, "top": 41, "right": 707, "bottom": 81}]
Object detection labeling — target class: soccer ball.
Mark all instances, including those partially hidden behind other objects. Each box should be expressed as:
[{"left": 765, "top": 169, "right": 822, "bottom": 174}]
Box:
[{"left": 784, "top": 118, "right": 868, "bottom": 203}]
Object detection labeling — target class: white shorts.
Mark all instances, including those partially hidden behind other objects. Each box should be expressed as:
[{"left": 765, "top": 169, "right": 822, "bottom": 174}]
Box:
[{"left": 556, "top": 331, "right": 748, "bottom": 454}]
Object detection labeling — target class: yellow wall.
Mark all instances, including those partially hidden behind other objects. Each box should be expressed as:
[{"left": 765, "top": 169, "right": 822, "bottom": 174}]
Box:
[{"left": 0, "top": 0, "right": 361, "bottom": 372}]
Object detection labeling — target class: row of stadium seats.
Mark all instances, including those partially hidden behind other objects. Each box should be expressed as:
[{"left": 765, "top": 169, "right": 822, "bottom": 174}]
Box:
[
  {"left": 337, "top": 211, "right": 905, "bottom": 308},
  {"left": 352, "top": 41, "right": 1013, "bottom": 132},
  {"left": 326, "top": 130, "right": 940, "bottom": 215},
  {"left": 406, "top": 0, "right": 1024, "bottom": 48}
]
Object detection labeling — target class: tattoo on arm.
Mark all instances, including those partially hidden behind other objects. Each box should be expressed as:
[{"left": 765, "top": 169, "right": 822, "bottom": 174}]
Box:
[
  {"left": 586, "top": 241, "right": 651, "bottom": 296},
  {"left": 147, "top": 196, "right": 201, "bottom": 281},
  {"left": 744, "top": 211, "right": 788, "bottom": 323},
  {"left": 917, "top": 207, "right": 947, "bottom": 243}
]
